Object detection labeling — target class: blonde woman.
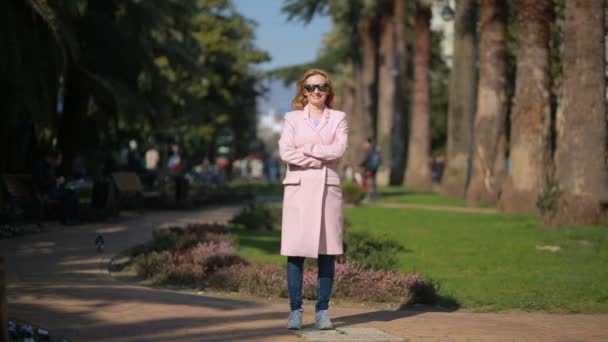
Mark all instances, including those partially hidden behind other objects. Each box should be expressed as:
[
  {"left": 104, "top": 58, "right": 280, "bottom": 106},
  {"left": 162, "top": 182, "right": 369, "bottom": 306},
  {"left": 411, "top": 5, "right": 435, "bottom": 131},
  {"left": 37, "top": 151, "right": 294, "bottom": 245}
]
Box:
[{"left": 278, "top": 69, "right": 348, "bottom": 330}]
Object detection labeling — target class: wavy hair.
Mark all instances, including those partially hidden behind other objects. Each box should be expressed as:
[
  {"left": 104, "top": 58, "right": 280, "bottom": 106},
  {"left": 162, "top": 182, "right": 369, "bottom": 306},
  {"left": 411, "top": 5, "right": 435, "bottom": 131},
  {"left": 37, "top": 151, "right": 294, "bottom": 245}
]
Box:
[{"left": 291, "top": 68, "right": 335, "bottom": 110}]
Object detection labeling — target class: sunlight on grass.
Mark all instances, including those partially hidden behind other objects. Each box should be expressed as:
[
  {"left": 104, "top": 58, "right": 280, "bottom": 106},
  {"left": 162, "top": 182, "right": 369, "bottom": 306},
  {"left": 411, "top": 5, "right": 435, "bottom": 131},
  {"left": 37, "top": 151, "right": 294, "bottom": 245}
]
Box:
[
  {"left": 378, "top": 186, "right": 467, "bottom": 207},
  {"left": 234, "top": 230, "right": 283, "bottom": 266},
  {"left": 345, "top": 206, "right": 608, "bottom": 313},
  {"left": 236, "top": 203, "right": 608, "bottom": 312}
]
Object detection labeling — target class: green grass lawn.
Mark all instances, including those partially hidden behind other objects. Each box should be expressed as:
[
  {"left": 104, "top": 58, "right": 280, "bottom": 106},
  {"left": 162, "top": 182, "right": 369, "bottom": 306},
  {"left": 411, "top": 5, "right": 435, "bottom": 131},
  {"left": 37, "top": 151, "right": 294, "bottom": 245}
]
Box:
[
  {"left": 378, "top": 186, "right": 467, "bottom": 207},
  {"left": 235, "top": 205, "right": 608, "bottom": 313}
]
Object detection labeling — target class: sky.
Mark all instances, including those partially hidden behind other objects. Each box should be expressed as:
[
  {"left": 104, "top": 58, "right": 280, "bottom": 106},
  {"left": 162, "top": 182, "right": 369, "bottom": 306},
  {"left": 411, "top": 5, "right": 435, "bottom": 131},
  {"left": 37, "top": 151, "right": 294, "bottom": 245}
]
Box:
[{"left": 232, "top": 0, "right": 332, "bottom": 114}]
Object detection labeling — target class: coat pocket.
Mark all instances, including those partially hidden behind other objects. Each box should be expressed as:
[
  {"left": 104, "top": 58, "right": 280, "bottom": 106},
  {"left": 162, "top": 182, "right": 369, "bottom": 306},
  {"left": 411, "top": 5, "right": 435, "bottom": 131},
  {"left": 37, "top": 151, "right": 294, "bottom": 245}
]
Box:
[{"left": 282, "top": 176, "right": 301, "bottom": 185}]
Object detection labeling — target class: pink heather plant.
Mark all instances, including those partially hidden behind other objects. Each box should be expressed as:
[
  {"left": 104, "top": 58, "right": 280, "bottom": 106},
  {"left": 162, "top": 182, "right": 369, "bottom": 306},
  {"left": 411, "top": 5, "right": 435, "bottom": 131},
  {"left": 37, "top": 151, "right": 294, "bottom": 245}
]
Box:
[
  {"left": 206, "top": 262, "right": 436, "bottom": 306},
  {"left": 191, "top": 240, "right": 236, "bottom": 264},
  {"left": 136, "top": 226, "right": 436, "bottom": 306}
]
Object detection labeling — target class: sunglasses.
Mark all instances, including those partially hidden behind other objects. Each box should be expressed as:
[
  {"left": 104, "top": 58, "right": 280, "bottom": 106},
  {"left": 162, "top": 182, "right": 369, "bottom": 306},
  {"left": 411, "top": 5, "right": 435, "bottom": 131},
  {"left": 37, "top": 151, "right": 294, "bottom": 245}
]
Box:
[{"left": 304, "top": 83, "right": 330, "bottom": 93}]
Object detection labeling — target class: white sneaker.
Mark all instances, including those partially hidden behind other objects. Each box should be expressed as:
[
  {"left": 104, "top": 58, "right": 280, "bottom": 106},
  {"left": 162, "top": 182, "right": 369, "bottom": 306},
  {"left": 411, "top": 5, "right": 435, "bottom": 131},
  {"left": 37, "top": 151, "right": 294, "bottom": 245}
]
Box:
[
  {"left": 315, "top": 310, "right": 333, "bottom": 330},
  {"left": 287, "top": 309, "right": 303, "bottom": 330}
]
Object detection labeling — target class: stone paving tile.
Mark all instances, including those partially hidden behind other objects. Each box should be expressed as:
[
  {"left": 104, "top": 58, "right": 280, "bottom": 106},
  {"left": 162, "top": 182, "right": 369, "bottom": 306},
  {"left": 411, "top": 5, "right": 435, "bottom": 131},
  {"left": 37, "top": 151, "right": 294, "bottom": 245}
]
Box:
[
  {"left": 298, "top": 327, "right": 402, "bottom": 341},
  {"left": 2, "top": 206, "right": 608, "bottom": 341}
]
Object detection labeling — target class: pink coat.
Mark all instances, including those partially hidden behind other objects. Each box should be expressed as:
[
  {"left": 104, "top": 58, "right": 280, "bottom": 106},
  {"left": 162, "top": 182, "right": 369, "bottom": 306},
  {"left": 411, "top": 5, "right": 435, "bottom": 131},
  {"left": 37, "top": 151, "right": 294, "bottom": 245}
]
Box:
[{"left": 278, "top": 105, "right": 349, "bottom": 258}]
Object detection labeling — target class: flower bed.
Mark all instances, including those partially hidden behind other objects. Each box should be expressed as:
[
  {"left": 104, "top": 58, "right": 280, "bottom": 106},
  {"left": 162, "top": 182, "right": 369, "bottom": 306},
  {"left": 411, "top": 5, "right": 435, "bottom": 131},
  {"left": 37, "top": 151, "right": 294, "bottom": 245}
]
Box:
[
  {"left": 207, "top": 263, "right": 436, "bottom": 305},
  {"left": 125, "top": 223, "right": 437, "bottom": 307}
]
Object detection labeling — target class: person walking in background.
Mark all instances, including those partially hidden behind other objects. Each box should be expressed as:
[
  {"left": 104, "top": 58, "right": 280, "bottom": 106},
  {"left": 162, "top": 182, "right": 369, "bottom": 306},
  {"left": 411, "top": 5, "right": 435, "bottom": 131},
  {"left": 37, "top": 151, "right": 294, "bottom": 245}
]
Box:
[
  {"left": 167, "top": 144, "right": 182, "bottom": 174},
  {"left": 278, "top": 69, "right": 348, "bottom": 331},
  {"left": 167, "top": 144, "right": 187, "bottom": 202},
  {"left": 144, "top": 146, "right": 160, "bottom": 172},
  {"left": 126, "top": 139, "right": 142, "bottom": 173},
  {"left": 360, "top": 137, "right": 380, "bottom": 200},
  {"left": 141, "top": 144, "right": 160, "bottom": 188}
]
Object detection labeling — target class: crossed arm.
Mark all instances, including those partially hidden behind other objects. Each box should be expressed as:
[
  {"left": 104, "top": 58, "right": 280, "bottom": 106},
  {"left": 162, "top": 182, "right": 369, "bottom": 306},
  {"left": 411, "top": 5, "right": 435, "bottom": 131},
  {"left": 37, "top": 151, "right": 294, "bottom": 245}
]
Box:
[
  {"left": 278, "top": 117, "right": 349, "bottom": 168},
  {"left": 299, "top": 117, "right": 348, "bottom": 162},
  {"left": 278, "top": 120, "right": 323, "bottom": 168}
]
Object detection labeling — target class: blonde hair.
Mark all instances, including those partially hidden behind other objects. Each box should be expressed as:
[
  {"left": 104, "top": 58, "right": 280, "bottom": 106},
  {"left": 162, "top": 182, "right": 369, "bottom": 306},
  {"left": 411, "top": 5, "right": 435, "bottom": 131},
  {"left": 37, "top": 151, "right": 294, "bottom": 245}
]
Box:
[{"left": 291, "top": 68, "right": 335, "bottom": 110}]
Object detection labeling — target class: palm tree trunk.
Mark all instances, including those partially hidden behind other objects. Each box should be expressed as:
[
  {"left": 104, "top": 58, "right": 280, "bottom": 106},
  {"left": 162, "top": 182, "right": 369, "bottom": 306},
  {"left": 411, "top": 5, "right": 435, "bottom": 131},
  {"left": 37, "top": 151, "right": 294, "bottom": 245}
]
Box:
[
  {"left": 390, "top": 0, "right": 408, "bottom": 186},
  {"left": 499, "top": 0, "right": 553, "bottom": 214},
  {"left": 349, "top": 15, "right": 379, "bottom": 168},
  {"left": 405, "top": 2, "right": 432, "bottom": 191},
  {"left": 341, "top": 72, "right": 360, "bottom": 166},
  {"left": 376, "top": 1, "right": 396, "bottom": 186},
  {"left": 441, "top": 0, "right": 478, "bottom": 197},
  {"left": 546, "top": 0, "right": 608, "bottom": 225},
  {"left": 466, "top": 0, "right": 508, "bottom": 206}
]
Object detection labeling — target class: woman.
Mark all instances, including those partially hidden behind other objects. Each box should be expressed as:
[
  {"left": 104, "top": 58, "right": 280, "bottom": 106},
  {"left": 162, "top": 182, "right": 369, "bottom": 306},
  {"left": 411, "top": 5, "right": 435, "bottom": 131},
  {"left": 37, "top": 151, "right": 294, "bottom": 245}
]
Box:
[{"left": 278, "top": 69, "right": 348, "bottom": 330}]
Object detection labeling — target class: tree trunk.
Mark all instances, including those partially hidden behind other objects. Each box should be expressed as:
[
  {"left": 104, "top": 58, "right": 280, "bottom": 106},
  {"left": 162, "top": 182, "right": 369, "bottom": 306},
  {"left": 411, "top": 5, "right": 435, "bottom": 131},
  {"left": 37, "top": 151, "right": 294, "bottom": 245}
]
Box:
[
  {"left": 341, "top": 74, "right": 359, "bottom": 166},
  {"left": 545, "top": 0, "right": 608, "bottom": 226},
  {"left": 58, "top": 64, "right": 89, "bottom": 176},
  {"left": 390, "top": 0, "right": 408, "bottom": 186},
  {"left": 466, "top": 0, "right": 508, "bottom": 206},
  {"left": 441, "top": 0, "right": 478, "bottom": 197},
  {"left": 500, "top": 0, "right": 553, "bottom": 214},
  {"left": 348, "top": 15, "right": 379, "bottom": 168},
  {"left": 376, "top": 2, "right": 396, "bottom": 186},
  {"left": 405, "top": 2, "right": 432, "bottom": 191}
]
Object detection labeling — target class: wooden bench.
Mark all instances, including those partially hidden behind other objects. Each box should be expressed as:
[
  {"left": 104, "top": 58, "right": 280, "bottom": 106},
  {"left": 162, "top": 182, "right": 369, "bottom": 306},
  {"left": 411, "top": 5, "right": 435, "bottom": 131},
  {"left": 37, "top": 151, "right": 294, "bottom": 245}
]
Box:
[{"left": 111, "top": 172, "right": 164, "bottom": 211}]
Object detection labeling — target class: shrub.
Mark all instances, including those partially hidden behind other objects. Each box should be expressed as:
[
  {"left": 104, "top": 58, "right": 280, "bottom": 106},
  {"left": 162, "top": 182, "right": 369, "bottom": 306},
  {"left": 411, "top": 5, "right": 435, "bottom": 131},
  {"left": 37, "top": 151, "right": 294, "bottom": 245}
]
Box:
[
  {"left": 166, "top": 262, "right": 204, "bottom": 285},
  {"left": 537, "top": 179, "right": 563, "bottom": 214},
  {"left": 132, "top": 251, "right": 172, "bottom": 280},
  {"left": 128, "top": 223, "right": 435, "bottom": 307},
  {"left": 150, "top": 227, "right": 183, "bottom": 252},
  {"left": 244, "top": 264, "right": 288, "bottom": 297},
  {"left": 332, "top": 263, "right": 436, "bottom": 304},
  {"left": 206, "top": 262, "right": 436, "bottom": 307},
  {"left": 203, "top": 254, "right": 249, "bottom": 273},
  {"left": 149, "top": 224, "right": 233, "bottom": 252},
  {"left": 344, "top": 231, "right": 405, "bottom": 271},
  {"left": 132, "top": 224, "right": 239, "bottom": 286},
  {"left": 229, "top": 204, "right": 280, "bottom": 231},
  {"left": 206, "top": 264, "right": 249, "bottom": 292},
  {"left": 341, "top": 181, "right": 365, "bottom": 205},
  {"left": 191, "top": 241, "right": 236, "bottom": 264},
  {"left": 209, "top": 264, "right": 288, "bottom": 297}
]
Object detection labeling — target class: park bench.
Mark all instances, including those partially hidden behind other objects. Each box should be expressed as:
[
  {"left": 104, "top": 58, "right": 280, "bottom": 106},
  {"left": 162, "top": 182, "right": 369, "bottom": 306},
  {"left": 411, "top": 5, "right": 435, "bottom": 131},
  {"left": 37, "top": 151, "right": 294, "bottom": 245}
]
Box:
[
  {"left": 1, "top": 174, "right": 59, "bottom": 222},
  {"left": 111, "top": 172, "right": 164, "bottom": 211}
]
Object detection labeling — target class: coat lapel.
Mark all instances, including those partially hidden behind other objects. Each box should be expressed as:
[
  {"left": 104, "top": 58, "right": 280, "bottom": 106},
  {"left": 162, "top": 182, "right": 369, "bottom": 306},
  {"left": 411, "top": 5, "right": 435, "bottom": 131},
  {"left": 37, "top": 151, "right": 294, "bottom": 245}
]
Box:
[
  {"left": 315, "top": 107, "right": 330, "bottom": 132},
  {"left": 303, "top": 105, "right": 331, "bottom": 143}
]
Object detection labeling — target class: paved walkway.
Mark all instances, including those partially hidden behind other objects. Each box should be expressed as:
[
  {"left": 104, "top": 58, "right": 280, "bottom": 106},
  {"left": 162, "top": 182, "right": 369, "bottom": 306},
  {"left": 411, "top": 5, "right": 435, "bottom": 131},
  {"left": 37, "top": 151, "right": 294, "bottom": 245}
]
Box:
[{"left": 1, "top": 206, "right": 607, "bottom": 341}]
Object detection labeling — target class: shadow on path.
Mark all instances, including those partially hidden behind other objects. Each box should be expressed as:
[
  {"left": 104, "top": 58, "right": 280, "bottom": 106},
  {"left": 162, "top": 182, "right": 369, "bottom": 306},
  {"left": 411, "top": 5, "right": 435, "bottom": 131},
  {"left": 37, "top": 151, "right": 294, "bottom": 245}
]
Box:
[{"left": 3, "top": 206, "right": 305, "bottom": 341}]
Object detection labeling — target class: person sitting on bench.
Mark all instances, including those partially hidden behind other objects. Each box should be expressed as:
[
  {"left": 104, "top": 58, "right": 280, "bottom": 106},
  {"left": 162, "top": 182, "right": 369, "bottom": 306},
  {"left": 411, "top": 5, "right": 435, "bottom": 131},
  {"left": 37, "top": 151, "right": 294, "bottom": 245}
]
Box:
[{"left": 32, "top": 149, "right": 80, "bottom": 225}]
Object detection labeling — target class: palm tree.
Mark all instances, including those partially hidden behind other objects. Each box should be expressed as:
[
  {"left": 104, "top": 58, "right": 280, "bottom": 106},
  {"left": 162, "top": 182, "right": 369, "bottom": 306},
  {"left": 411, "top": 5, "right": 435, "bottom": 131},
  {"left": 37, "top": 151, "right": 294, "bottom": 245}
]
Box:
[
  {"left": 376, "top": 0, "right": 397, "bottom": 186},
  {"left": 353, "top": 6, "right": 380, "bottom": 167},
  {"left": 500, "top": 0, "right": 553, "bottom": 214},
  {"left": 440, "top": 0, "right": 478, "bottom": 197},
  {"left": 390, "top": 0, "right": 409, "bottom": 186},
  {"left": 466, "top": 0, "right": 508, "bottom": 206},
  {"left": 404, "top": 1, "right": 432, "bottom": 191},
  {"left": 548, "top": 0, "right": 607, "bottom": 225}
]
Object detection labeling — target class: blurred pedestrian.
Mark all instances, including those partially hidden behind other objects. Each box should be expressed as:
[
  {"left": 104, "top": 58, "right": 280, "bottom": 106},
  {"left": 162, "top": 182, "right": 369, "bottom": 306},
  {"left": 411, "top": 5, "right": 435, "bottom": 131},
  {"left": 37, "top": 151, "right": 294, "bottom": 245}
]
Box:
[{"left": 360, "top": 137, "right": 380, "bottom": 200}]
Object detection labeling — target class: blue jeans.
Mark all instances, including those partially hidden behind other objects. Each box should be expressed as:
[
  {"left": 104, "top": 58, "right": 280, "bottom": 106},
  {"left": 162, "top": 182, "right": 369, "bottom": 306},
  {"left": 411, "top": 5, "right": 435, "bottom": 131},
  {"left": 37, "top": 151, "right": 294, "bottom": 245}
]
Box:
[{"left": 287, "top": 255, "right": 336, "bottom": 312}]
